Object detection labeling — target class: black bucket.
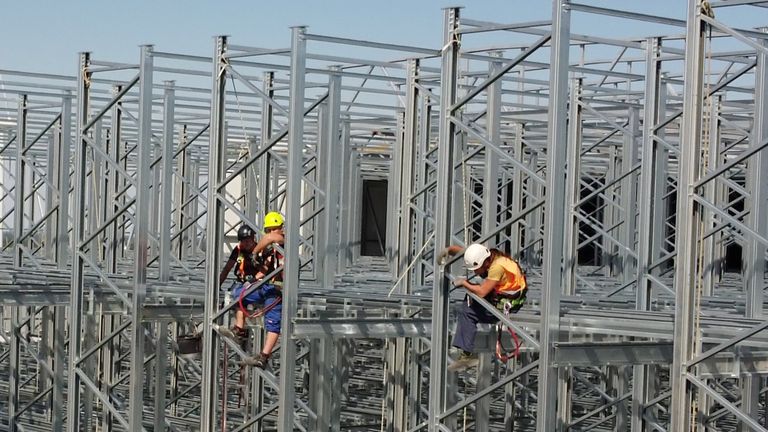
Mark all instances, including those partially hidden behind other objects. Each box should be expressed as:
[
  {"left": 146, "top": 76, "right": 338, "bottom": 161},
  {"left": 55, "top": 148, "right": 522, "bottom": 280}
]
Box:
[{"left": 177, "top": 333, "right": 202, "bottom": 354}]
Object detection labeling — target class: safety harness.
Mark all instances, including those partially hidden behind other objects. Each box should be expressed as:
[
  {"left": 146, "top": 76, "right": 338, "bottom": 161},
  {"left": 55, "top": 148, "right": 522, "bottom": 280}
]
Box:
[
  {"left": 236, "top": 245, "right": 284, "bottom": 319},
  {"left": 492, "top": 258, "right": 528, "bottom": 362}
]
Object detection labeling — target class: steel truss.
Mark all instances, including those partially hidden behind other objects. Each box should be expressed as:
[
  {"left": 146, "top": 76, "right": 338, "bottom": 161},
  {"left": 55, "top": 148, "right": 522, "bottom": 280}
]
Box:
[{"left": 2, "top": 1, "right": 768, "bottom": 431}]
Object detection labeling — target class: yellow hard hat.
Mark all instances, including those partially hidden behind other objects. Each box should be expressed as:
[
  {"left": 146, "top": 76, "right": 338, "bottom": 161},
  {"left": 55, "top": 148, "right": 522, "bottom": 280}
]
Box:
[{"left": 263, "top": 211, "right": 285, "bottom": 229}]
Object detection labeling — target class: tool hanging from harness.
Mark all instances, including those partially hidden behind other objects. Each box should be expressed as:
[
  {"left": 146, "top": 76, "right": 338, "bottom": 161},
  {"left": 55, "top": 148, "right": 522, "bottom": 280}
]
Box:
[{"left": 492, "top": 258, "right": 528, "bottom": 362}]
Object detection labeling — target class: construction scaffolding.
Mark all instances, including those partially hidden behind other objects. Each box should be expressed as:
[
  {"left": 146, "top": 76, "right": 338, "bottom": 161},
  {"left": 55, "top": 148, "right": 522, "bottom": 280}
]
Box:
[{"left": 2, "top": 0, "right": 768, "bottom": 430}]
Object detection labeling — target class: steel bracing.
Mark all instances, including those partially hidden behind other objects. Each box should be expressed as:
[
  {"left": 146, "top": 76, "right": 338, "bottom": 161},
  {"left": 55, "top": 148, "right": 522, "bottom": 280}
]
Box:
[{"left": 3, "top": 0, "right": 768, "bottom": 430}]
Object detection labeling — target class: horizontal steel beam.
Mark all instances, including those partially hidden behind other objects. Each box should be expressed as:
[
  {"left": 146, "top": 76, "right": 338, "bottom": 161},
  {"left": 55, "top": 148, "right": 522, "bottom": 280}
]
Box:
[
  {"left": 552, "top": 341, "right": 674, "bottom": 367},
  {"left": 293, "top": 317, "right": 432, "bottom": 338}
]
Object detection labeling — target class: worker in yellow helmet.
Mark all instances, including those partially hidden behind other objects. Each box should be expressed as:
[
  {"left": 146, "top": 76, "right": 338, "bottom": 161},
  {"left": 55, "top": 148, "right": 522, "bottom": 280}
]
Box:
[{"left": 220, "top": 211, "right": 285, "bottom": 369}]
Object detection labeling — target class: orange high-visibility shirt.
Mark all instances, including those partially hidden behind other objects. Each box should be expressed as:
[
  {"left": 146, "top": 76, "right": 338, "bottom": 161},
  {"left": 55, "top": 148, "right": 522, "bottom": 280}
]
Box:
[{"left": 486, "top": 256, "right": 527, "bottom": 295}]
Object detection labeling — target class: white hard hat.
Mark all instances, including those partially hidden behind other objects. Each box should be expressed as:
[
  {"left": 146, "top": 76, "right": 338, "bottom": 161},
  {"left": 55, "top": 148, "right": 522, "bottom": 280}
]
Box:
[{"left": 464, "top": 243, "right": 491, "bottom": 270}]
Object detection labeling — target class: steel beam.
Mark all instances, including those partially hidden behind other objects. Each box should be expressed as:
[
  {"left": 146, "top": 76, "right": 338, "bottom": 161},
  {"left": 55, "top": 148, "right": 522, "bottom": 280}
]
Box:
[
  {"left": 536, "top": 1, "right": 571, "bottom": 430},
  {"left": 277, "top": 25, "right": 308, "bottom": 432},
  {"left": 200, "top": 35, "right": 227, "bottom": 432},
  {"left": 66, "top": 51, "right": 91, "bottom": 432},
  {"left": 322, "top": 66, "right": 342, "bottom": 288},
  {"left": 670, "top": 1, "right": 707, "bottom": 430},
  {"left": 428, "top": 7, "right": 460, "bottom": 431}
]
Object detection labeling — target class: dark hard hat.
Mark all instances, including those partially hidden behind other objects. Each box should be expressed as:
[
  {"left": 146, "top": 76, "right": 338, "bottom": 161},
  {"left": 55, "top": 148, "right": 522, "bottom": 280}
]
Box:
[{"left": 237, "top": 224, "right": 255, "bottom": 240}]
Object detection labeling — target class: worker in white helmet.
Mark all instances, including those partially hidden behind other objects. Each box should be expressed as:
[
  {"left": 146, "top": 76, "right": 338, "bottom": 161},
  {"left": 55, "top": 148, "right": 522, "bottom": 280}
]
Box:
[{"left": 438, "top": 243, "right": 527, "bottom": 371}]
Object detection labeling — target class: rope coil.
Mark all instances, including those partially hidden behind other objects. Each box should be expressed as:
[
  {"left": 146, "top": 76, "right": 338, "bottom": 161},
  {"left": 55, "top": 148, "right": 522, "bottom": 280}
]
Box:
[{"left": 237, "top": 282, "right": 283, "bottom": 319}]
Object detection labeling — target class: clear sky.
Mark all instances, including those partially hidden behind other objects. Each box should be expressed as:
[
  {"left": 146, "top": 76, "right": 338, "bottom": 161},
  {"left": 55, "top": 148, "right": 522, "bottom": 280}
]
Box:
[
  {"left": 0, "top": 1, "right": 682, "bottom": 75},
  {"left": 1, "top": 1, "right": 766, "bottom": 77}
]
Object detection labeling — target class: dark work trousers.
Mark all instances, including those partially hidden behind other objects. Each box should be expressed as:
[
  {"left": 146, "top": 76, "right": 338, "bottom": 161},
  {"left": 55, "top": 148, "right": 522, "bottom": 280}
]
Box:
[{"left": 452, "top": 295, "right": 498, "bottom": 353}]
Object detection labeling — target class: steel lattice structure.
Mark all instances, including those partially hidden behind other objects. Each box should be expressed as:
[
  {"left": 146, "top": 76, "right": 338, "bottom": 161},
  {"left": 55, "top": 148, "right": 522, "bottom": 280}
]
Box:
[{"left": 2, "top": 0, "right": 768, "bottom": 431}]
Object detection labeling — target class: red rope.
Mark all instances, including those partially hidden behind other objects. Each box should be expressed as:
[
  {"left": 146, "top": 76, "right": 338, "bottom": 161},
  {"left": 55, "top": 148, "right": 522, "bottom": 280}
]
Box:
[
  {"left": 496, "top": 325, "right": 522, "bottom": 362},
  {"left": 238, "top": 283, "right": 283, "bottom": 319}
]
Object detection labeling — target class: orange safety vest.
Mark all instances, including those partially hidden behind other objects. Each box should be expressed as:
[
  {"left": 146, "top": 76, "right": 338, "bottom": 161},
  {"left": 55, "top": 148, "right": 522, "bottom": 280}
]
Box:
[{"left": 493, "top": 258, "right": 527, "bottom": 296}]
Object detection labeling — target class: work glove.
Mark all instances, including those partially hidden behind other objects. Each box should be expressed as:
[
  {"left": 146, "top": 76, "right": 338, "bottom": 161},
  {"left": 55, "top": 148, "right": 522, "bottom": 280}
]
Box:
[
  {"left": 437, "top": 247, "right": 452, "bottom": 265},
  {"left": 453, "top": 278, "right": 466, "bottom": 288}
]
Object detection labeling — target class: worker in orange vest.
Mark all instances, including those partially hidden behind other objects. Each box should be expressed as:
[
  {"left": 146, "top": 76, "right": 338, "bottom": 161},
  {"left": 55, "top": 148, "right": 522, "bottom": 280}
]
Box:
[{"left": 438, "top": 243, "right": 527, "bottom": 371}]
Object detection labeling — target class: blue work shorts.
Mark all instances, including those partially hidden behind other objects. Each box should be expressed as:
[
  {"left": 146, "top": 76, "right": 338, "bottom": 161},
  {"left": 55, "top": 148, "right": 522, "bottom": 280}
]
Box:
[{"left": 231, "top": 282, "right": 283, "bottom": 333}]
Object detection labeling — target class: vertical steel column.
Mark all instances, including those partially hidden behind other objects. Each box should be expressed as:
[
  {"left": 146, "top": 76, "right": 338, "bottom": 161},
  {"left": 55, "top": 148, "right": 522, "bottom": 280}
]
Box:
[
  {"left": 102, "top": 93, "right": 115, "bottom": 271},
  {"left": 331, "top": 340, "right": 353, "bottom": 432},
  {"left": 277, "top": 25, "right": 307, "bottom": 431},
  {"left": 57, "top": 94, "right": 72, "bottom": 267},
  {"left": 621, "top": 107, "right": 639, "bottom": 282},
  {"left": 120, "top": 114, "right": 129, "bottom": 259},
  {"left": 45, "top": 133, "right": 56, "bottom": 262},
  {"left": 310, "top": 336, "right": 333, "bottom": 431},
  {"left": 394, "top": 64, "right": 421, "bottom": 427},
  {"left": 429, "top": 7, "right": 460, "bottom": 430},
  {"left": 8, "top": 307, "right": 20, "bottom": 432},
  {"left": 159, "top": 81, "right": 175, "bottom": 282},
  {"left": 696, "top": 96, "right": 721, "bottom": 429},
  {"left": 482, "top": 53, "right": 502, "bottom": 242},
  {"left": 612, "top": 365, "right": 630, "bottom": 430},
  {"left": 154, "top": 322, "right": 168, "bottom": 431},
  {"left": 603, "top": 144, "right": 618, "bottom": 274},
  {"left": 453, "top": 130, "right": 467, "bottom": 243},
  {"left": 108, "top": 86, "right": 123, "bottom": 273},
  {"left": 558, "top": 78, "right": 582, "bottom": 431},
  {"left": 40, "top": 304, "right": 53, "bottom": 397},
  {"left": 14, "top": 95, "right": 27, "bottom": 268},
  {"left": 651, "top": 83, "right": 670, "bottom": 270},
  {"left": 337, "top": 122, "right": 352, "bottom": 271},
  {"left": 390, "top": 337, "right": 409, "bottom": 432},
  {"left": 189, "top": 160, "right": 200, "bottom": 258},
  {"left": 100, "top": 314, "right": 117, "bottom": 431},
  {"left": 670, "top": 1, "right": 707, "bottom": 430},
  {"left": 250, "top": 72, "right": 274, "bottom": 431},
  {"left": 245, "top": 137, "right": 259, "bottom": 220},
  {"left": 174, "top": 126, "right": 188, "bottom": 261},
  {"left": 348, "top": 152, "right": 362, "bottom": 264},
  {"left": 67, "top": 52, "right": 91, "bottom": 432},
  {"left": 397, "top": 59, "right": 420, "bottom": 293},
  {"left": 702, "top": 96, "right": 721, "bottom": 298},
  {"left": 510, "top": 124, "right": 524, "bottom": 254},
  {"left": 128, "top": 43, "right": 154, "bottom": 431},
  {"left": 300, "top": 106, "right": 316, "bottom": 270},
  {"left": 525, "top": 149, "right": 542, "bottom": 266},
  {"left": 91, "top": 118, "right": 103, "bottom": 263},
  {"left": 475, "top": 352, "right": 493, "bottom": 431},
  {"left": 632, "top": 37, "right": 663, "bottom": 432},
  {"left": 414, "top": 96, "right": 432, "bottom": 286},
  {"left": 201, "top": 35, "right": 227, "bottom": 432},
  {"left": 52, "top": 307, "right": 65, "bottom": 431},
  {"left": 388, "top": 111, "right": 405, "bottom": 271},
  {"left": 740, "top": 26, "right": 768, "bottom": 431},
  {"left": 537, "top": 1, "right": 570, "bottom": 431},
  {"left": 322, "top": 66, "right": 342, "bottom": 288},
  {"left": 564, "top": 79, "right": 582, "bottom": 291},
  {"left": 84, "top": 109, "right": 100, "bottom": 429},
  {"left": 259, "top": 71, "right": 275, "bottom": 217}
]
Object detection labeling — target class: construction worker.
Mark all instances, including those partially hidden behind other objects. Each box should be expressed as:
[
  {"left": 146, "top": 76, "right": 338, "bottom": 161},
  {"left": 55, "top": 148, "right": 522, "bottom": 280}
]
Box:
[
  {"left": 219, "top": 212, "right": 285, "bottom": 370},
  {"left": 219, "top": 223, "right": 259, "bottom": 347},
  {"left": 438, "top": 243, "right": 527, "bottom": 371}
]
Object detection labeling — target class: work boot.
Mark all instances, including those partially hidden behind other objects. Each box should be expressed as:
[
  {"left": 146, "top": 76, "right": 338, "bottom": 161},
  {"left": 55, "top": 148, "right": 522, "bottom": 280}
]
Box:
[
  {"left": 219, "top": 326, "right": 249, "bottom": 349},
  {"left": 241, "top": 352, "right": 270, "bottom": 369},
  {"left": 448, "top": 352, "right": 479, "bottom": 372}
]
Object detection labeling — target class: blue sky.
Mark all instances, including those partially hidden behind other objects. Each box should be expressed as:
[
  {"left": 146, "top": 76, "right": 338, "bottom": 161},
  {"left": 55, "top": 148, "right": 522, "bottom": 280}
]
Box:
[
  {"left": 1, "top": 1, "right": 766, "bottom": 77},
  {"left": 0, "top": 1, "right": 682, "bottom": 75}
]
